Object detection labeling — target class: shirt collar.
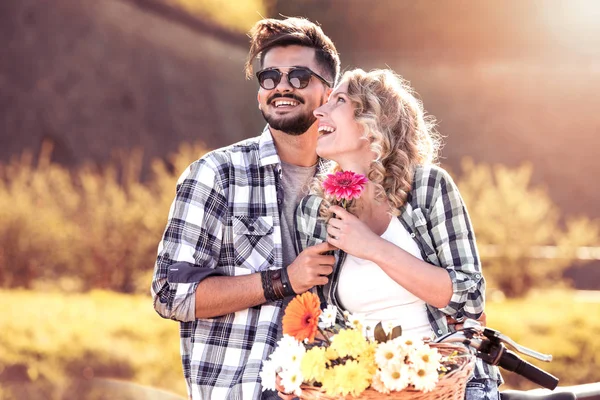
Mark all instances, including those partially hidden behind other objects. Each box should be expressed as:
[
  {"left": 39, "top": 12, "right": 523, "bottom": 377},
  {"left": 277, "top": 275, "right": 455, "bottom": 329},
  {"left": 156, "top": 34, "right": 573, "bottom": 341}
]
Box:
[{"left": 258, "top": 126, "right": 282, "bottom": 167}]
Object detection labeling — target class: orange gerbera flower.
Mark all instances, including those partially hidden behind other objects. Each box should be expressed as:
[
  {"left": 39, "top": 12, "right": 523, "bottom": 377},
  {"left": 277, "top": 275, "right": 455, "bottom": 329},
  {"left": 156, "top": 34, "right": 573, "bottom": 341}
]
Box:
[{"left": 282, "top": 292, "right": 322, "bottom": 343}]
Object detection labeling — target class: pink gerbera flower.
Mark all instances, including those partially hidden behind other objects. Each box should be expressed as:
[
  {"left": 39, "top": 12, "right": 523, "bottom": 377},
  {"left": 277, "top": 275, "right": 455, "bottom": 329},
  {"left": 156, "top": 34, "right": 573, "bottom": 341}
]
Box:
[{"left": 322, "top": 171, "right": 368, "bottom": 202}]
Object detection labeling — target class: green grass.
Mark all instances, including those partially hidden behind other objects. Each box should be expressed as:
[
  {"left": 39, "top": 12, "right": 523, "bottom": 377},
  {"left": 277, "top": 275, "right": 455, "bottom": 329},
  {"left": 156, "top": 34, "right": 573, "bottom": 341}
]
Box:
[
  {"left": 487, "top": 289, "right": 600, "bottom": 389},
  {"left": 0, "top": 289, "right": 186, "bottom": 399},
  {"left": 0, "top": 288, "right": 598, "bottom": 399}
]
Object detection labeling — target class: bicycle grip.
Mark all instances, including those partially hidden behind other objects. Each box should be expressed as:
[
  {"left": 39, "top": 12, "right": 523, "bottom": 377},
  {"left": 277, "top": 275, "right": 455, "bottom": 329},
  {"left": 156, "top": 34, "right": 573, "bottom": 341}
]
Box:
[{"left": 498, "top": 349, "right": 559, "bottom": 390}]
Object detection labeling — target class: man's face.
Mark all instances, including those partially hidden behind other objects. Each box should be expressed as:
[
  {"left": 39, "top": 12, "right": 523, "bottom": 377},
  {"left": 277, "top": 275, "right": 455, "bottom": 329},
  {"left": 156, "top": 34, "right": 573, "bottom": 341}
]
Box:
[{"left": 257, "top": 45, "right": 331, "bottom": 136}]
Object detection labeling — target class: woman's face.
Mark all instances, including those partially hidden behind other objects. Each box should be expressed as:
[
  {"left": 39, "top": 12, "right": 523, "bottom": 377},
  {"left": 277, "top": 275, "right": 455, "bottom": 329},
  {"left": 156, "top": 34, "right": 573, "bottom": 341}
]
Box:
[{"left": 313, "top": 80, "right": 371, "bottom": 165}]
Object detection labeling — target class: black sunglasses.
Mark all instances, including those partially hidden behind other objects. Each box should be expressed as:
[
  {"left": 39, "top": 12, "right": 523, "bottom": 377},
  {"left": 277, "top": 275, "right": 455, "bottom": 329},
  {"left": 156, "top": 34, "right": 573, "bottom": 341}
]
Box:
[{"left": 256, "top": 67, "right": 332, "bottom": 90}]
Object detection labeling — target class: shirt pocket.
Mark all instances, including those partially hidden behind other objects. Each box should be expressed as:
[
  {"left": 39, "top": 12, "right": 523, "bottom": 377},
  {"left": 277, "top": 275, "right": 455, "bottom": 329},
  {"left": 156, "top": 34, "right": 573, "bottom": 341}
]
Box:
[
  {"left": 411, "top": 208, "right": 439, "bottom": 265},
  {"left": 231, "top": 215, "right": 275, "bottom": 272}
]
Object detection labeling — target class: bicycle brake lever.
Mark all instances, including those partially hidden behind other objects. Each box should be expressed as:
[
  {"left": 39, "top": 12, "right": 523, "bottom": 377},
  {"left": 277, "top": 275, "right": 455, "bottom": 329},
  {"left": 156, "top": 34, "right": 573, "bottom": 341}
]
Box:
[{"left": 482, "top": 328, "right": 552, "bottom": 362}]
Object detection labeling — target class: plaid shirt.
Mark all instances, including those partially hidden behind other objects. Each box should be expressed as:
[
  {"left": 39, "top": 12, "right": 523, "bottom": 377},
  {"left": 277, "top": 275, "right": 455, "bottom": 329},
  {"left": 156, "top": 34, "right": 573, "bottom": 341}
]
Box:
[
  {"left": 295, "top": 164, "right": 501, "bottom": 383},
  {"left": 151, "top": 127, "right": 286, "bottom": 399}
]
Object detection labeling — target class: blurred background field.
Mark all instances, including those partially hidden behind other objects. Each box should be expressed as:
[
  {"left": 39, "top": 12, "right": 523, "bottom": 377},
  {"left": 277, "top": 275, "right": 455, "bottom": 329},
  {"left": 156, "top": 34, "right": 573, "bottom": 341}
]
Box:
[
  {"left": 1, "top": 0, "right": 600, "bottom": 398},
  {"left": 1, "top": 288, "right": 599, "bottom": 398}
]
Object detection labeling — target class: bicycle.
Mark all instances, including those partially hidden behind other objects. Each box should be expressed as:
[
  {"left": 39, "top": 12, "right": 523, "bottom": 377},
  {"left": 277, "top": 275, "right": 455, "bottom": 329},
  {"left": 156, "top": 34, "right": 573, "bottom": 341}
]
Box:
[{"left": 435, "top": 319, "right": 600, "bottom": 400}]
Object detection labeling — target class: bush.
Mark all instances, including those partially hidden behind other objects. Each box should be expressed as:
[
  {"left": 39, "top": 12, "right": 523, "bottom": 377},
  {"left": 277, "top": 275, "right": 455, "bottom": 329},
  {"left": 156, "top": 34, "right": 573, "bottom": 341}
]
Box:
[
  {"left": 456, "top": 159, "right": 600, "bottom": 297},
  {"left": 0, "top": 142, "right": 208, "bottom": 293}
]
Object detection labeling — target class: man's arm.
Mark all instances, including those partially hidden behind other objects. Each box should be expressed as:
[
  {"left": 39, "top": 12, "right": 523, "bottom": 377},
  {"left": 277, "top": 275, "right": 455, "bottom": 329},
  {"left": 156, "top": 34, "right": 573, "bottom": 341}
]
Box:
[
  {"left": 151, "top": 158, "right": 227, "bottom": 322},
  {"left": 195, "top": 241, "right": 336, "bottom": 318}
]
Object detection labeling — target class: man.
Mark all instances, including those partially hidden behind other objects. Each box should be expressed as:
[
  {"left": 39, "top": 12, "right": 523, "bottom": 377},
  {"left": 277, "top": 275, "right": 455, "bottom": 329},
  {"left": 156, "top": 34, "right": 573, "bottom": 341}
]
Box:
[{"left": 151, "top": 17, "right": 340, "bottom": 399}]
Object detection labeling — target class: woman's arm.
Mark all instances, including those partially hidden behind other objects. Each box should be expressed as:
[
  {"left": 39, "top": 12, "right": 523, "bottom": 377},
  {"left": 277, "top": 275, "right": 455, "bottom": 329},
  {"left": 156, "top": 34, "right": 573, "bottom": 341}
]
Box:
[
  {"left": 325, "top": 168, "right": 484, "bottom": 315},
  {"left": 325, "top": 206, "right": 453, "bottom": 308}
]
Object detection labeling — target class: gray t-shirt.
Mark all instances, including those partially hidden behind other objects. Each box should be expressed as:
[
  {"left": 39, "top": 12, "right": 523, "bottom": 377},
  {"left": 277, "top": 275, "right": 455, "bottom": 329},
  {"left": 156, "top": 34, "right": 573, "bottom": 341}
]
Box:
[
  {"left": 276, "top": 161, "right": 317, "bottom": 340},
  {"left": 279, "top": 161, "right": 317, "bottom": 269}
]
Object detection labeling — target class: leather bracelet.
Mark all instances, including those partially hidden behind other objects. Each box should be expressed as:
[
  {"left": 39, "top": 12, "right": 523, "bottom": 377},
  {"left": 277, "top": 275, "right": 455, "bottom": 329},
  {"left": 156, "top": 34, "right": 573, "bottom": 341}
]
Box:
[
  {"left": 271, "top": 269, "right": 285, "bottom": 300},
  {"left": 280, "top": 266, "right": 297, "bottom": 297},
  {"left": 260, "top": 270, "right": 276, "bottom": 302},
  {"left": 261, "top": 270, "right": 286, "bottom": 302}
]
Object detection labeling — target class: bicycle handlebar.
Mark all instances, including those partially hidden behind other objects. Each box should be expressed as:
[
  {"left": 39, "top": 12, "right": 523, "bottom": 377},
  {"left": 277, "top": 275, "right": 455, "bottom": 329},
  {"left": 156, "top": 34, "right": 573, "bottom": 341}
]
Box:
[
  {"left": 498, "top": 349, "right": 559, "bottom": 390},
  {"left": 436, "top": 319, "right": 559, "bottom": 390}
]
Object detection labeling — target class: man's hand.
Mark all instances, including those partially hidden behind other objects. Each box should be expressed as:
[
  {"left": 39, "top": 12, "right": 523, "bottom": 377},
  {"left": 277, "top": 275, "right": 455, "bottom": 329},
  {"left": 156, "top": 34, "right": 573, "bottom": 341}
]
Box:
[
  {"left": 446, "top": 311, "right": 487, "bottom": 331},
  {"left": 287, "top": 241, "right": 336, "bottom": 294}
]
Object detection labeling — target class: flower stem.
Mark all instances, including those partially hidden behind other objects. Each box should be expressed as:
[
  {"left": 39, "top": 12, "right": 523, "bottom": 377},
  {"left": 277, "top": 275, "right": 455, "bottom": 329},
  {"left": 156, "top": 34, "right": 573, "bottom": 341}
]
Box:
[{"left": 318, "top": 326, "right": 331, "bottom": 345}]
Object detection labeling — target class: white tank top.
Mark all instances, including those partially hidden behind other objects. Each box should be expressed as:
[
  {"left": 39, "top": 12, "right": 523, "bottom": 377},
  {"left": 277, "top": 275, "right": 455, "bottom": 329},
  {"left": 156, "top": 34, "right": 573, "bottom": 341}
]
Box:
[{"left": 336, "top": 217, "right": 434, "bottom": 339}]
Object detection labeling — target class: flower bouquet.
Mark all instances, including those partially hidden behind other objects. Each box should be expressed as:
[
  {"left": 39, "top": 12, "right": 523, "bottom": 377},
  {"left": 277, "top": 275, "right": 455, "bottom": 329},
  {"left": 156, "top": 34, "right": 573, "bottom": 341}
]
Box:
[{"left": 260, "top": 292, "right": 474, "bottom": 400}]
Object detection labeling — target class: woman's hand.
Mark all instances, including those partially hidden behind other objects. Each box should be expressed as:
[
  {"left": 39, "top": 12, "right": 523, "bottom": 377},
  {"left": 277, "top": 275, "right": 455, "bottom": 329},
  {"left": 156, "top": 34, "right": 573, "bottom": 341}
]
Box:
[{"left": 326, "top": 205, "right": 381, "bottom": 260}]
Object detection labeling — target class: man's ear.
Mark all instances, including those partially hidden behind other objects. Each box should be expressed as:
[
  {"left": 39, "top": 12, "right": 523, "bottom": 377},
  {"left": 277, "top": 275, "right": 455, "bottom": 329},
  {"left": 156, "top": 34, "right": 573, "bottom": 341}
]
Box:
[{"left": 257, "top": 93, "right": 262, "bottom": 110}]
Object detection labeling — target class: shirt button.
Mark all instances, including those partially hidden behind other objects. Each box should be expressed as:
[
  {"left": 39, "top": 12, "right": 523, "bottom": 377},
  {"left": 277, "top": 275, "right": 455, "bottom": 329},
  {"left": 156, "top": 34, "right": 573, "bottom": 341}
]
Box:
[
  {"left": 410, "top": 233, "right": 416, "bottom": 238},
  {"left": 475, "top": 274, "right": 481, "bottom": 278},
  {"left": 437, "top": 329, "right": 443, "bottom": 334},
  {"left": 248, "top": 226, "right": 255, "bottom": 232}
]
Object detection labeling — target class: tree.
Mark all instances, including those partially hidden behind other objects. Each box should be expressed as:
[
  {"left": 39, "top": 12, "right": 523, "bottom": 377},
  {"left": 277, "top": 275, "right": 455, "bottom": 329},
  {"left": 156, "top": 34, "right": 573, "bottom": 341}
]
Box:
[{"left": 455, "top": 159, "right": 599, "bottom": 297}]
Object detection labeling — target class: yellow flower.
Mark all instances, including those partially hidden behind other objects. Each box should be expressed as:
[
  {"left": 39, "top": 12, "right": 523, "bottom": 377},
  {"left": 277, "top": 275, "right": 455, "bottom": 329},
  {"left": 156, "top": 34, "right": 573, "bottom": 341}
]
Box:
[
  {"left": 358, "top": 341, "right": 378, "bottom": 375},
  {"left": 301, "top": 347, "right": 328, "bottom": 382},
  {"left": 320, "top": 368, "right": 339, "bottom": 396},
  {"left": 332, "top": 360, "right": 371, "bottom": 397},
  {"left": 325, "top": 347, "right": 338, "bottom": 360},
  {"left": 330, "top": 328, "right": 369, "bottom": 358}
]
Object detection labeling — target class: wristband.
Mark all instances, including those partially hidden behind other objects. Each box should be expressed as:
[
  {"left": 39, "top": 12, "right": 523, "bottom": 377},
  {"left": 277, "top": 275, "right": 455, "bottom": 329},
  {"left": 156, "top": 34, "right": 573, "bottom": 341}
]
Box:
[
  {"left": 260, "top": 270, "right": 276, "bottom": 302},
  {"left": 261, "top": 270, "right": 285, "bottom": 302},
  {"left": 271, "top": 269, "right": 285, "bottom": 299},
  {"left": 280, "top": 266, "right": 297, "bottom": 297}
]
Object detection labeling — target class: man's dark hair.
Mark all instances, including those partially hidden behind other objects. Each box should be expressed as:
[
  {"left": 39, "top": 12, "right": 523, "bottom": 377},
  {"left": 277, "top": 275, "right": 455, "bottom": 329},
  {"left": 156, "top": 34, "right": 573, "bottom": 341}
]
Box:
[{"left": 245, "top": 17, "right": 340, "bottom": 85}]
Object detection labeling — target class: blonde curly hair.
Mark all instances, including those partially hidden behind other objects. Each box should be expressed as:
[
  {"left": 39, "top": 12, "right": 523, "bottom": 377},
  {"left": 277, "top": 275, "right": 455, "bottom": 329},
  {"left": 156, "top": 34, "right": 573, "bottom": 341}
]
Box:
[{"left": 312, "top": 68, "right": 441, "bottom": 217}]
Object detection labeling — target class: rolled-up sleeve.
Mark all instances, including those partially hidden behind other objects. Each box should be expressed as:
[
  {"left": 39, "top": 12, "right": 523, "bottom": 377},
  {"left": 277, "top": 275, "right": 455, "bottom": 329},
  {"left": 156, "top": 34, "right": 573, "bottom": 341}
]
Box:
[
  {"left": 151, "top": 158, "right": 226, "bottom": 322},
  {"left": 428, "top": 170, "right": 485, "bottom": 319}
]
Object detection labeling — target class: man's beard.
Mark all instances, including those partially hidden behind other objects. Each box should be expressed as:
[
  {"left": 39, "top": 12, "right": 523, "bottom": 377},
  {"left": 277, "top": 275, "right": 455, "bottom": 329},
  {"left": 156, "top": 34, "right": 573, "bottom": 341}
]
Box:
[{"left": 261, "top": 109, "right": 317, "bottom": 136}]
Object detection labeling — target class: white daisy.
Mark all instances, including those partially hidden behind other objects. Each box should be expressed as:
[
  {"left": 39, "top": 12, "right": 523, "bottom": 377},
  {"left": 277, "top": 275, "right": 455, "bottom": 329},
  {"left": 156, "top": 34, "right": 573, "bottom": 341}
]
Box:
[
  {"left": 374, "top": 340, "right": 404, "bottom": 369},
  {"left": 411, "top": 345, "right": 442, "bottom": 373},
  {"left": 269, "top": 335, "right": 305, "bottom": 368},
  {"left": 380, "top": 363, "right": 410, "bottom": 392},
  {"left": 319, "top": 304, "right": 337, "bottom": 328},
  {"left": 259, "top": 359, "right": 279, "bottom": 392},
  {"left": 279, "top": 365, "right": 304, "bottom": 396},
  {"left": 410, "top": 366, "right": 439, "bottom": 393},
  {"left": 345, "top": 312, "right": 365, "bottom": 330},
  {"left": 370, "top": 371, "right": 391, "bottom": 394}
]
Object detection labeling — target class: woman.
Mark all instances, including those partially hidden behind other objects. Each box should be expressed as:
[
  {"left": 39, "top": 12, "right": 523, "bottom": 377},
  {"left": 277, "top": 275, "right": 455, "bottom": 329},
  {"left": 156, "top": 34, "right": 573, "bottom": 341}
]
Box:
[{"left": 294, "top": 69, "right": 501, "bottom": 399}]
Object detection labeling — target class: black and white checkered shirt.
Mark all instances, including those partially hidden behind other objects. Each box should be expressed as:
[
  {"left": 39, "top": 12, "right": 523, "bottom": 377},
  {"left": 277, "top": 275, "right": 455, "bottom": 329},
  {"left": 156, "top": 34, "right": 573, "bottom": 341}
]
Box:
[
  {"left": 152, "top": 127, "right": 287, "bottom": 399},
  {"left": 295, "top": 164, "right": 501, "bottom": 384}
]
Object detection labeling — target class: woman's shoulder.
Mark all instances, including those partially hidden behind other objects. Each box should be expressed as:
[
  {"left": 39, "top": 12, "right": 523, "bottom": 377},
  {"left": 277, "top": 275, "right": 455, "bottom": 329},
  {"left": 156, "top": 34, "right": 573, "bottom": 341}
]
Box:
[
  {"left": 413, "top": 164, "right": 454, "bottom": 185},
  {"left": 411, "top": 164, "right": 460, "bottom": 208}
]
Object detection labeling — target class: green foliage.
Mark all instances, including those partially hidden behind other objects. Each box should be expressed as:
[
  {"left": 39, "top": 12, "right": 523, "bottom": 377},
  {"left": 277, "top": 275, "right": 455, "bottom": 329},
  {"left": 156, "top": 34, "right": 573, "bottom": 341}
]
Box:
[
  {"left": 0, "top": 289, "right": 597, "bottom": 398},
  {"left": 456, "top": 159, "right": 600, "bottom": 297},
  {"left": 0, "top": 143, "right": 598, "bottom": 296},
  {"left": 487, "top": 289, "right": 600, "bottom": 389},
  {"left": 0, "top": 142, "right": 208, "bottom": 293},
  {"left": 0, "top": 290, "right": 186, "bottom": 399}
]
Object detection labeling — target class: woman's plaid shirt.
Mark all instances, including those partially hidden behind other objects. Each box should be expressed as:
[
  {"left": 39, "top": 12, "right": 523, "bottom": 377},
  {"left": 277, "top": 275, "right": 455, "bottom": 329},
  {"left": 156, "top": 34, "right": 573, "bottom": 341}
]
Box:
[
  {"left": 295, "top": 164, "right": 501, "bottom": 384},
  {"left": 151, "top": 128, "right": 287, "bottom": 399}
]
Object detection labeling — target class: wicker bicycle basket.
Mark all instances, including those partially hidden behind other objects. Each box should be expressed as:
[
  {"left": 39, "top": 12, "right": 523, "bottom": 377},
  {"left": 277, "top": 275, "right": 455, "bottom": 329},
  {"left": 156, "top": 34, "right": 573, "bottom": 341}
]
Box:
[{"left": 299, "top": 343, "right": 475, "bottom": 400}]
